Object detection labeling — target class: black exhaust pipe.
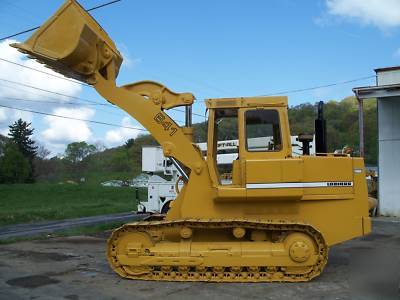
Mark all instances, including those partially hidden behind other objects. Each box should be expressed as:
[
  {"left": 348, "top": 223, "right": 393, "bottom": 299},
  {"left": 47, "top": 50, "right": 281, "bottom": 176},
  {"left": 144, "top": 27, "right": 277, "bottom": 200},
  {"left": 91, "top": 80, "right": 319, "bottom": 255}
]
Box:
[{"left": 315, "top": 101, "right": 327, "bottom": 154}]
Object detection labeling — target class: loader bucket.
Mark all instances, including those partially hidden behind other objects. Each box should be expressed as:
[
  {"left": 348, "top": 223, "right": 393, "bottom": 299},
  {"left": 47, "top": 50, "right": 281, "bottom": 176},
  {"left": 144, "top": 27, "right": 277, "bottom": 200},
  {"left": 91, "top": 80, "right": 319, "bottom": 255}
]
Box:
[{"left": 11, "top": 0, "right": 122, "bottom": 84}]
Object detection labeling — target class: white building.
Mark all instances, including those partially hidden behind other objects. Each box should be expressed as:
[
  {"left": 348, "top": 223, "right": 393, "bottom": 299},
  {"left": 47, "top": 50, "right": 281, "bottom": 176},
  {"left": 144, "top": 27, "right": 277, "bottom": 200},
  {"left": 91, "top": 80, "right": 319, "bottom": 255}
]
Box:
[{"left": 353, "top": 66, "right": 400, "bottom": 217}]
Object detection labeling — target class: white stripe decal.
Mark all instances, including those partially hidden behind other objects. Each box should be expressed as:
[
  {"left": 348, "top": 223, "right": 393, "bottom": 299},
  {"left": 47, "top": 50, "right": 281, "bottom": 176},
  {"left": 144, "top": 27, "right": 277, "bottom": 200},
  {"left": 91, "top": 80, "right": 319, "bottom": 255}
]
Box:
[{"left": 246, "top": 182, "right": 353, "bottom": 189}]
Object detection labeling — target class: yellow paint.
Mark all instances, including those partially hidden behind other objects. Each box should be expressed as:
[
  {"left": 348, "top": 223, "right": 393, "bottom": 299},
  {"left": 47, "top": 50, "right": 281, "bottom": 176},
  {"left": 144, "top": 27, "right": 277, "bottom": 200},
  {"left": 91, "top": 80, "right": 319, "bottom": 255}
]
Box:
[{"left": 13, "top": 0, "right": 371, "bottom": 282}]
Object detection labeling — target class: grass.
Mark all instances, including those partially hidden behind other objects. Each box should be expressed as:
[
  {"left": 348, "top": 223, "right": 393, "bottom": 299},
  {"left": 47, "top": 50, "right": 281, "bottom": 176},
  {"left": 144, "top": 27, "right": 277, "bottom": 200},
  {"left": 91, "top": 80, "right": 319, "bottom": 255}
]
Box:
[
  {"left": 0, "top": 221, "right": 126, "bottom": 244},
  {"left": 37, "top": 171, "right": 139, "bottom": 185},
  {"left": 0, "top": 183, "right": 147, "bottom": 226},
  {"left": 73, "top": 171, "right": 139, "bottom": 185}
]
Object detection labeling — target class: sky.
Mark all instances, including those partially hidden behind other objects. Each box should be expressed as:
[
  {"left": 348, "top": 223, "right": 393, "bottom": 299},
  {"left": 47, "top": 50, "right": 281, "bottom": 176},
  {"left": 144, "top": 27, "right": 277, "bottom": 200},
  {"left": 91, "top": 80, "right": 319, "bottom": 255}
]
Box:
[{"left": 0, "top": 0, "right": 399, "bottom": 155}]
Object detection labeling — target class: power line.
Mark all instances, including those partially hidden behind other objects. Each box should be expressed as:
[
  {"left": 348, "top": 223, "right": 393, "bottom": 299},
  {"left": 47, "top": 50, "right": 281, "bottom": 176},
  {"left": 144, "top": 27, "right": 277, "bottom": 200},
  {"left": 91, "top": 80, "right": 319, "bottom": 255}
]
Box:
[
  {"left": 193, "top": 75, "right": 376, "bottom": 102},
  {"left": 0, "top": 96, "right": 129, "bottom": 118},
  {"left": 0, "top": 97, "right": 186, "bottom": 124},
  {"left": 0, "top": 0, "right": 122, "bottom": 41},
  {"left": 0, "top": 78, "right": 106, "bottom": 105},
  {"left": 0, "top": 47, "right": 206, "bottom": 117},
  {"left": 2, "top": 96, "right": 101, "bottom": 107},
  {"left": 0, "top": 78, "right": 194, "bottom": 122},
  {"left": 0, "top": 81, "right": 108, "bottom": 108},
  {"left": 0, "top": 104, "right": 147, "bottom": 132},
  {"left": 86, "top": 0, "right": 121, "bottom": 12},
  {"left": 0, "top": 82, "right": 102, "bottom": 106},
  {"left": 261, "top": 75, "right": 376, "bottom": 96},
  {"left": 0, "top": 58, "right": 207, "bottom": 118},
  {"left": 0, "top": 57, "right": 90, "bottom": 87},
  {"left": 1, "top": 63, "right": 372, "bottom": 116},
  {"left": 170, "top": 107, "right": 205, "bottom": 119},
  {"left": 0, "top": 77, "right": 206, "bottom": 119}
]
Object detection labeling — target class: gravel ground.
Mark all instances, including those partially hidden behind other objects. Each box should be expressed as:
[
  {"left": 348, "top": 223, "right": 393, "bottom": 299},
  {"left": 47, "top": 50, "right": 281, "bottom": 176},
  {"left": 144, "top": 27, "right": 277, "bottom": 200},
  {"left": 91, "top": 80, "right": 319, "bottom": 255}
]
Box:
[{"left": 0, "top": 219, "right": 399, "bottom": 300}]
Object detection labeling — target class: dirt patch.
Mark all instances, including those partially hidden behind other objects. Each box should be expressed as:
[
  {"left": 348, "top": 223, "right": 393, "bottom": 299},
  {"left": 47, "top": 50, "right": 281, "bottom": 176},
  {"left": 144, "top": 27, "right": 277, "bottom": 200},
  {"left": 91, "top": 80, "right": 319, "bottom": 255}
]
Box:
[
  {"left": 64, "top": 295, "right": 79, "bottom": 300},
  {"left": 0, "top": 261, "right": 10, "bottom": 268},
  {"left": 6, "top": 275, "right": 60, "bottom": 289},
  {"left": 5, "top": 249, "right": 77, "bottom": 262},
  {"left": 139, "top": 287, "right": 155, "bottom": 292}
]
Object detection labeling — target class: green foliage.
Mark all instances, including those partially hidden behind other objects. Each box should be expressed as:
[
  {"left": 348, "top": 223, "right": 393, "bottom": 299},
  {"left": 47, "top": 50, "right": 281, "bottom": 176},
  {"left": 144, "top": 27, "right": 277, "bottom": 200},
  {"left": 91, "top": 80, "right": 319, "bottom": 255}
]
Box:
[
  {"left": 7, "top": 119, "right": 37, "bottom": 182},
  {"left": 125, "top": 138, "right": 135, "bottom": 148},
  {"left": 32, "top": 96, "right": 377, "bottom": 184},
  {"left": 8, "top": 119, "right": 37, "bottom": 159},
  {"left": 65, "top": 141, "right": 97, "bottom": 163},
  {"left": 110, "top": 150, "right": 131, "bottom": 172},
  {"left": 34, "top": 134, "right": 158, "bottom": 184},
  {"left": 288, "top": 103, "right": 315, "bottom": 135},
  {"left": 0, "top": 183, "right": 145, "bottom": 225},
  {"left": 0, "top": 134, "right": 9, "bottom": 157},
  {"left": 193, "top": 121, "right": 208, "bottom": 143},
  {"left": 191, "top": 96, "right": 377, "bottom": 164},
  {"left": 288, "top": 97, "right": 377, "bottom": 164},
  {"left": 0, "top": 142, "right": 31, "bottom": 183}
]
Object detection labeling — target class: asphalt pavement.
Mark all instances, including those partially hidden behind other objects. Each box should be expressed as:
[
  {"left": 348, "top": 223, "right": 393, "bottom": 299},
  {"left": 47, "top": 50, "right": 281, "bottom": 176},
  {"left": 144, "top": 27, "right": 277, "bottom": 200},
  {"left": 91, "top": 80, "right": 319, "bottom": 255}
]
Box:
[
  {"left": 0, "top": 212, "right": 144, "bottom": 240},
  {"left": 0, "top": 218, "right": 399, "bottom": 299}
]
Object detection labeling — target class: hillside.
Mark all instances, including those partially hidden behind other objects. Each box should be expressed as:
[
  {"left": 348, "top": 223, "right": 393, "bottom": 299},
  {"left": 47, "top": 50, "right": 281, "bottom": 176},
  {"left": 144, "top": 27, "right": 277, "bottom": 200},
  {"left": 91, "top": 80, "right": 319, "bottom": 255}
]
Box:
[{"left": 31, "top": 96, "right": 376, "bottom": 183}]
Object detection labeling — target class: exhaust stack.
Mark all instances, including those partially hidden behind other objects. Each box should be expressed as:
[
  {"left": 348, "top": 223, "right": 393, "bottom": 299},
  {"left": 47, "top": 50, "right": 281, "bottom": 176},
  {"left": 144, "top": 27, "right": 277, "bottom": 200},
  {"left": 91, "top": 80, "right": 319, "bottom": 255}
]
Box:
[{"left": 315, "top": 101, "right": 327, "bottom": 153}]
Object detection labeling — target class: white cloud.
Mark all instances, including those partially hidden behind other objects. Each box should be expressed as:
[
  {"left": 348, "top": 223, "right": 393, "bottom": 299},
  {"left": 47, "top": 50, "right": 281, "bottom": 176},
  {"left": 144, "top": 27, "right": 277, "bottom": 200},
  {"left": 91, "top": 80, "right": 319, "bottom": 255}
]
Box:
[
  {"left": 104, "top": 116, "right": 143, "bottom": 147},
  {"left": 0, "top": 39, "right": 83, "bottom": 135},
  {"left": 0, "top": 107, "right": 33, "bottom": 136},
  {"left": 325, "top": 0, "right": 400, "bottom": 29},
  {"left": 0, "top": 39, "right": 89, "bottom": 153},
  {"left": 0, "top": 39, "right": 82, "bottom": 104},
  {"left": 41, "top": 107, "right": 95, "bottom": 145}
]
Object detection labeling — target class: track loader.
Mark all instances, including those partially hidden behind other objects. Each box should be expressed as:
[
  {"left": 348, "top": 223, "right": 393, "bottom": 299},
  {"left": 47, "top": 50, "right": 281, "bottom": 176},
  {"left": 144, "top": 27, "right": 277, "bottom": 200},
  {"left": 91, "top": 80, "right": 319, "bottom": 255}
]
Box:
[{"left": 13, "top": 0, "right": 371, "bottom": 282}]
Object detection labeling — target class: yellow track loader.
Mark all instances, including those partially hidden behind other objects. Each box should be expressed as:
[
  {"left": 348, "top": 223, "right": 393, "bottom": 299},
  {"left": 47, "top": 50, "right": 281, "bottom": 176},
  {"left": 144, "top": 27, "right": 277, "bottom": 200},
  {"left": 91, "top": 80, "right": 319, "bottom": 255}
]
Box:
[{"left": 13, "top": 0, "right": 371, "bottom": 282}]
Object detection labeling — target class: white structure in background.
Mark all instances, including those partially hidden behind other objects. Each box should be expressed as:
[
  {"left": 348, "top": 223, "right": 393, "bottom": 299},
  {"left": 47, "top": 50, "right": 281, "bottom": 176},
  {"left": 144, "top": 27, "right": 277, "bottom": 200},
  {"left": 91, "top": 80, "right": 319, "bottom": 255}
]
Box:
[
  {"left": 354, "top": 66, "right": 400, "bottom": 217},
  {"left": 138, "top": 136, "right": 315, "bottom": 214},
  {"left": 138, "top": 146, "right": 182, "bottom": 213}
]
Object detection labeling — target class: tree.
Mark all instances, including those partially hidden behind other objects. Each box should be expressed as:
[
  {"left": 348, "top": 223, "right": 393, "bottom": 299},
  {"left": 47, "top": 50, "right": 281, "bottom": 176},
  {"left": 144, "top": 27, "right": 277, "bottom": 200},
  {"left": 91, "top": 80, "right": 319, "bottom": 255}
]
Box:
[
  {"left": 0, "top": 142, "right": 31, "bottom": 183},
  {"left": 125, "top": 138, "right": 135, "bottom": 148},
  {"left": 64, "top": 141, "right": 97, "bottom": 163},
  {"left": 8, "top": 119, "right": 37, "bottom": 182},
  {"left": 0, "top": 134, "right": 9, "bottom": 157},
  {"left": 36, "top": 144, "right": 51, "bottom": 160},
  {"left": 94, "top": 141, "right": 106, "bottom": 152},
  {"left": 110, "top": 149, "right": 131, "bottom": 172},
  {"left": 8, "top": 119, "right": 37, "bottom": 159}
]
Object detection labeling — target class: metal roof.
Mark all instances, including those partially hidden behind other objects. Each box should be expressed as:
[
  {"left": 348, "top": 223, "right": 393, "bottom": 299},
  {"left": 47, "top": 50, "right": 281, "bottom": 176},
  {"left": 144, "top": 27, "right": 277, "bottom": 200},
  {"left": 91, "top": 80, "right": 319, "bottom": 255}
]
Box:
[
  {"left": 353, "top": 84, "right": 400, "bottom": 100},
  {"left": 374, "top": 66, "right": 400, "bottom": 73}
]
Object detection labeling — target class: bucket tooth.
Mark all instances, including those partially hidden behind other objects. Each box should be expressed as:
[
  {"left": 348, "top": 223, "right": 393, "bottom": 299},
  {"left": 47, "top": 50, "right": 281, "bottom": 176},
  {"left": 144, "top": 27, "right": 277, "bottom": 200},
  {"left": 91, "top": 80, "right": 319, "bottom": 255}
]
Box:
[{"left": 11, "top": 0, "right": 122, "bottom": 84}]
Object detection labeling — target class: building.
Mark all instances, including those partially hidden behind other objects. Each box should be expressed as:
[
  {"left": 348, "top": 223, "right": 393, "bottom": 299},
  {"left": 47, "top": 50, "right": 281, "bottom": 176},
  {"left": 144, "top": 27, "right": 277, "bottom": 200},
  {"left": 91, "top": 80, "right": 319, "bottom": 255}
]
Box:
[{"left": 353, "top": 66, "right": 400, "bottom": 217}]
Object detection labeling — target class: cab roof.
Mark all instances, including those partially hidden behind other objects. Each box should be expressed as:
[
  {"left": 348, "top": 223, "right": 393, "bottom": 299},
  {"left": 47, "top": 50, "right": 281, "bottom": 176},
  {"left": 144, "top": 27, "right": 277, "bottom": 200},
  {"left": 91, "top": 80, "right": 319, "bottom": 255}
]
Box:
[{"left": 205, "top": 96, "right": 288, "bottom": 109}]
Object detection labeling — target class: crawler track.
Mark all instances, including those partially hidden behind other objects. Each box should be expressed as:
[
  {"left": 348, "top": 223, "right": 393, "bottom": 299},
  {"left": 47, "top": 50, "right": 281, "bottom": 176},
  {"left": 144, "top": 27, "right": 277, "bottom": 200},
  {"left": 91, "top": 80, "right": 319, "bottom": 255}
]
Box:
[{"left": 107, "top": 219, "right": 328, "bottom": 282}]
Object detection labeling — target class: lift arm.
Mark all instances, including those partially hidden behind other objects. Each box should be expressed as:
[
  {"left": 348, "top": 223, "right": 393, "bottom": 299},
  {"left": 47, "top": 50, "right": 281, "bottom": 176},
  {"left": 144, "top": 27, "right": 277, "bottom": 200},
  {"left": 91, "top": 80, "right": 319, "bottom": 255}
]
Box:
[{"left": 12, "top": 0, "right": 204, "bottom": 172}]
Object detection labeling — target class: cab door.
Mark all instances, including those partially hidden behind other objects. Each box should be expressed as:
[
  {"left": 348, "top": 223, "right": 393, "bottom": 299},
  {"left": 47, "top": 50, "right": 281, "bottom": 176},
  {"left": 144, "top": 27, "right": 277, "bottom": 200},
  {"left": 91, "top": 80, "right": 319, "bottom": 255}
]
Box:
[{"left": 239, "top": 107, "right": 304, "bottom": 201}]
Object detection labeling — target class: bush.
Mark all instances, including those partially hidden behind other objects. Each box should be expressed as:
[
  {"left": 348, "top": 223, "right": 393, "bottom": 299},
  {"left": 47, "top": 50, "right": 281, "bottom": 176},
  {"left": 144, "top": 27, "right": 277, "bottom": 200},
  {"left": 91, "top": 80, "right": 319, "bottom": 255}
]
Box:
[{"left": 0, "top": 143, "right": 31, "bottom": 183}]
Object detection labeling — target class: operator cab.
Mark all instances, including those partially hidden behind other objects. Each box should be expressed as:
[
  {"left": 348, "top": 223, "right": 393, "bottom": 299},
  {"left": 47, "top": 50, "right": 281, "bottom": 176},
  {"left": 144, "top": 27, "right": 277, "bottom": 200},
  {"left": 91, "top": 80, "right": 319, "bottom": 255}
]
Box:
[{"left": 206, "top": 97, "right": 292, "bottom": 188}]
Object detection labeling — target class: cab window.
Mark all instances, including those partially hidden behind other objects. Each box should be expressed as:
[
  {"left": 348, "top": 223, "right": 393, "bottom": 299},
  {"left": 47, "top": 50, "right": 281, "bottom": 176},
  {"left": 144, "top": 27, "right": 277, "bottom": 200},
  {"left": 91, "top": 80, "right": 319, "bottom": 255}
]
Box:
[
  {"left": 214, "top": 108, "right": 238, "bottom": 183},
  {"left": 245, "top": 109, "right": 281, "bottom": 152}
]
